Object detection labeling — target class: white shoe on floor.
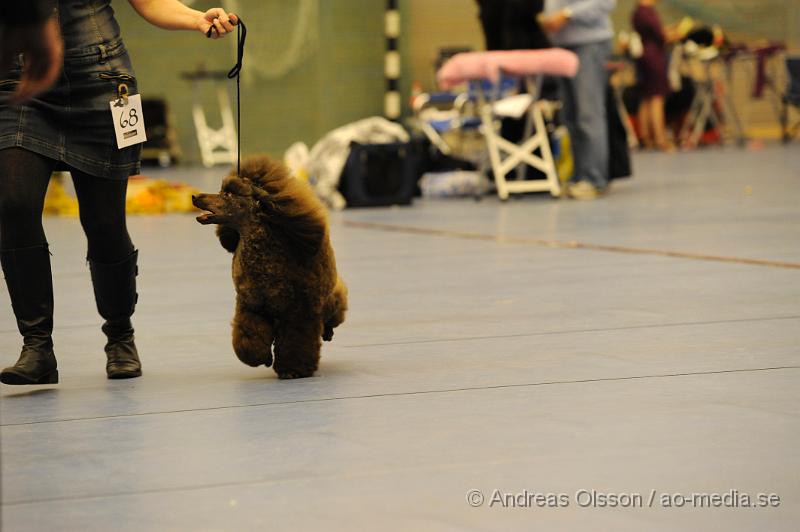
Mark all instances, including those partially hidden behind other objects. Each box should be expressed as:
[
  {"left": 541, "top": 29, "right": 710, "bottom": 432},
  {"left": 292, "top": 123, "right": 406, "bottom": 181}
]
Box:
[{"left": 567, "top": 181, "right": 606, "bottom": 200}]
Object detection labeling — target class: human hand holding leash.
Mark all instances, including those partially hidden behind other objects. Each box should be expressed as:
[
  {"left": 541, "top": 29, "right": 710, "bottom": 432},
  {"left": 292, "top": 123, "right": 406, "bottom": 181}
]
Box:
[{"left": 201, "top": 9, "right": 238, "bottom": 39}]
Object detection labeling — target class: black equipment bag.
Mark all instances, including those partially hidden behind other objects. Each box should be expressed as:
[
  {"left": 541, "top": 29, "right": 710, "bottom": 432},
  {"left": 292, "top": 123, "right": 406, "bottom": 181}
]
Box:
[{"left": 339, "top": 142, "right": 419, "bottom": 207}]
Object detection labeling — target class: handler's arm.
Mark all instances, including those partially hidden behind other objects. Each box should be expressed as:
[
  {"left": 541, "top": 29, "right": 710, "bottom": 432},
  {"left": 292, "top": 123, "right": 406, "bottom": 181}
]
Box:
[{"left": 127, "top": 0, "right": 238, "bottom": 38}]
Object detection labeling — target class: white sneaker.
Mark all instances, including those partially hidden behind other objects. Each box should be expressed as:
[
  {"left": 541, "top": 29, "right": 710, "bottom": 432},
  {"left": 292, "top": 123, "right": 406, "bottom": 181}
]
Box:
[{"left": 567, "top": 181, "right": 606, "bottom": 200}]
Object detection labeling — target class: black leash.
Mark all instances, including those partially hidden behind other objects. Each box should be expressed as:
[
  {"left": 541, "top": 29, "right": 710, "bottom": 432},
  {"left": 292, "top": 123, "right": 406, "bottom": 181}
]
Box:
[
  {"left": 229, "top": 18, "right": 246, "bottom": 176},
  {"left": 208, "top": 16, "right": 247, "bottom": 176}
]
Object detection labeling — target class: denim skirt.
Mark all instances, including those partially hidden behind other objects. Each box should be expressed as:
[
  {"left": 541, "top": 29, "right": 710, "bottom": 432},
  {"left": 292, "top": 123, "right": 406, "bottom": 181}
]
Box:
[{"left": 0, "top": 1, "right": 141, "bottom": 179}]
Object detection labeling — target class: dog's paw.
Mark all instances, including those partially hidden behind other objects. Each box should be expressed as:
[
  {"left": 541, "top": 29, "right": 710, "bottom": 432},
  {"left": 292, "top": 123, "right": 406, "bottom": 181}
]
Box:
[
  {"left": 235, "top": 349, "right": 273, "bottom": 368},
  {"left": 277, "top": 370, "right": 313, "bottom": 380},
  {"left": 322, "top": 326, "right": 334, "bottom": 342}
]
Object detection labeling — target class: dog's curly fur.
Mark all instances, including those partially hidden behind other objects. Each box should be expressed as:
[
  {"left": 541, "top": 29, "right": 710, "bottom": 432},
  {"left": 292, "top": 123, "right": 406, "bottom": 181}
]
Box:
[{"left": 192, "top": 155, "right": 347, "bottom": 379}]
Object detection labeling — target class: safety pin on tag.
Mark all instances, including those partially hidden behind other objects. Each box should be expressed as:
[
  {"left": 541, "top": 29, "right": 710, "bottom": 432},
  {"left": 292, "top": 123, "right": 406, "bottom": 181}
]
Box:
[{"left": 113, "top": 83, "right": 129, "bottom": 107}]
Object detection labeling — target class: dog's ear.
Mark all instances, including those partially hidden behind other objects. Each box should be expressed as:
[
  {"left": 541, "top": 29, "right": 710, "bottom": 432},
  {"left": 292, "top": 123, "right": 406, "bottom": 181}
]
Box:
[
  {"left": 250, "top": 186, "right": 276, "bottom": 212},
  {"left": 250, "top": 184, "right": 324, "bottom": 261},
  {"left": 216, "top": 226, "right": 240, "bottom": 253}
]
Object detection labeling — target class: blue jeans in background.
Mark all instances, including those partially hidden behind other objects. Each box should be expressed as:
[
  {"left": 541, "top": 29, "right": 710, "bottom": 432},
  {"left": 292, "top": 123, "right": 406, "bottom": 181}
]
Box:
[{"left": 560, "top": 39, "right": 612, "bottom": 190}]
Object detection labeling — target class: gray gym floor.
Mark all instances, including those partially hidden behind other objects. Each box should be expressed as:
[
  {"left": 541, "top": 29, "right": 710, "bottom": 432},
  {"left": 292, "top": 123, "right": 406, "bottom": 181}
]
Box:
[{"left": 1, "top": 144, "right": 799, "bottom": 531}]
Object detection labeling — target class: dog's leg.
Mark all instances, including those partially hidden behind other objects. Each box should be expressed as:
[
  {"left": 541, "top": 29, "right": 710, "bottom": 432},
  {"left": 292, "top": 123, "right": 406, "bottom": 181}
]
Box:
[
  {"left": 232, "top": 303, "right": 274, "bottom": 367},
  {"left": 273, "top": 312, "right": 323, "bottom": 379},
  {"left": 322, "top": 278, "right": 348, "bottom": 341}
]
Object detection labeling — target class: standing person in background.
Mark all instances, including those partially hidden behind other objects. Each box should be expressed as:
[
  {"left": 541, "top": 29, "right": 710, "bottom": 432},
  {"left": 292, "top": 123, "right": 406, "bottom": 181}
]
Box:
[
  {"left": 633, "top": 0, "right": 673, "bottom": 151},
  {"left": 475, "top": 1, "right": 551, "bottom": 172},
  {"left": 0, "top": 0, "right": 237, "bottom": 385},
  {"left": 539, "top": 0, "right": 616, "bottom": 200},
  {"left": 476, "top": 0, "right": 506, "bottom": 51},
  {"left": 476, "top": 0, "right": 551, "bottom": 52}
]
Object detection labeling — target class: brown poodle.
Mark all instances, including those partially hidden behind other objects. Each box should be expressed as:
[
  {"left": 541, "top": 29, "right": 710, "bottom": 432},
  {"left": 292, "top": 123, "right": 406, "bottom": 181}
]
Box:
[{"left": 192, "top": 156, "right": 347, "bottom": 379}]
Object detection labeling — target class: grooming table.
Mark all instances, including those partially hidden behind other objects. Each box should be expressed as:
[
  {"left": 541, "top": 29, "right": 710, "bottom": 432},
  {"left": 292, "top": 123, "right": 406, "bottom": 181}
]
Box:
[{"left": 437, "top": 49, "right": 579, "bottom": 200}]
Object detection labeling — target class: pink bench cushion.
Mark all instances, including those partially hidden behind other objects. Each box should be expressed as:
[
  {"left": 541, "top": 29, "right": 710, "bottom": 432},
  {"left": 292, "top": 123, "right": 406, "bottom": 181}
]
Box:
[{"left": 437, "top": 49, "right": 580, "bottom": 90}]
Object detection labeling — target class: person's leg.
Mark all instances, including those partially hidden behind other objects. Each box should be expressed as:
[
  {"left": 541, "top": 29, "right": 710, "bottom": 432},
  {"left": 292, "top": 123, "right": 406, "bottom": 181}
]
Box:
[
  {"left": 0, "top": 148, "right": 52, "bottom": 249},
  {"left": 650, "top": 95, "right": 671, "bottom": 150},
  {"left": 71, "top": 169, "right": 141, "bottom": 378},
  {"left": 569, "top": 40, "right": 612, "bottom": 191},
  {"left": 71, "top": 170, "right": 134, "bottom": 263},
  {"left": 559, "top": 75, "right": 579, "bottom": 182},
  {"left": 0, "top": 148, "right": 59, "bottom": 385},
  {"left": 637, "top": 97, "right": 653, "bottom": 148}
]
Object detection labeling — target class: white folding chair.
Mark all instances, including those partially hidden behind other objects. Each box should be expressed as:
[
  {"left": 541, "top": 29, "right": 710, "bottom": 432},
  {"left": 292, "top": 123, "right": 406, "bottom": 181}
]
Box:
[
  {"left": 437, "top": 49, "right": 579, "bottom": 200},
  {"left": 181, "top": 70, "right": 238, "bottom": 168}
]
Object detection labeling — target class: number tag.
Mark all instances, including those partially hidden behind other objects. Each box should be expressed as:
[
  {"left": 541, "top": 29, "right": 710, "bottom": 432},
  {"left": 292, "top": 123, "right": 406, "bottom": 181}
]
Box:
[{"left": 109, "top": 93, "right": 147, "bottom": 149}]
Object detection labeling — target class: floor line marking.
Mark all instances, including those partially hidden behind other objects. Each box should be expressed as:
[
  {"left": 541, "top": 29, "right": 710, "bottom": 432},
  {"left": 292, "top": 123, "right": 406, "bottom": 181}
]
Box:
[
  {"left": 3, "top": 366, "right": 798, "bottom": 427},
  {"left": 342, "top": 220, "right": 800, "bottom": 270},
  {"left": 343, "top": 315, "right": 800, "bottom": 348},
  {"left": 5, "top": 314, "right": 795, "bottom": 339},
  {"left": 2, "top": 456, "right": 534, "bottom": 506}
]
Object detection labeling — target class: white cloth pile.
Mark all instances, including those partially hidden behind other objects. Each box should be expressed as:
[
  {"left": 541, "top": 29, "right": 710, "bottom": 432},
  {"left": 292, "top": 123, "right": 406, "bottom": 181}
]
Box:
[{"left": 288, "top": 116, "right": 409, "bottom": 210}]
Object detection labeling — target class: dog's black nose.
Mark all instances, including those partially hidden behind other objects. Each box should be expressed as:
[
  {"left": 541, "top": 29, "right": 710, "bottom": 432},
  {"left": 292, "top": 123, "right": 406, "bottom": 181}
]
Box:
[{"left": 192, "top": 195, "right": 197, "bottom": 201}]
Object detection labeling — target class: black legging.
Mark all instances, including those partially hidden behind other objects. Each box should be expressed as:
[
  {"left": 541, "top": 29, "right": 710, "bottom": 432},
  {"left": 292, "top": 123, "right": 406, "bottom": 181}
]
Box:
[{"left": 0, "top": 147, "right": 134, "bottom": 263}]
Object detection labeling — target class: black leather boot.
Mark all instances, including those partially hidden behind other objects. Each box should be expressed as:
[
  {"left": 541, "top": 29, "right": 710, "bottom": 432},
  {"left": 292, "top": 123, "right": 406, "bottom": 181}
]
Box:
[
  {"left": 89, "top": 250, "right": 142, "bottom": 379},
  {"left": 0, "top": 245, "right": 59, "bottom": 385}
]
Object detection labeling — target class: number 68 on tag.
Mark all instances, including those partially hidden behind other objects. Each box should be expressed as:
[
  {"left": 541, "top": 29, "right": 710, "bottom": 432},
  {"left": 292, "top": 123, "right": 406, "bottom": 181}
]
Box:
[{"left": 109, "top": 93, "right": 147, "bottom": 149}]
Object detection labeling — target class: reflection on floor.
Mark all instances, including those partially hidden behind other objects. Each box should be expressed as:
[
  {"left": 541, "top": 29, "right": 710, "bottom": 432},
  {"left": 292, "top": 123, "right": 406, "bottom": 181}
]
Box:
[{"left": 2, "top": 144, "right": 799, "bottom": 531}]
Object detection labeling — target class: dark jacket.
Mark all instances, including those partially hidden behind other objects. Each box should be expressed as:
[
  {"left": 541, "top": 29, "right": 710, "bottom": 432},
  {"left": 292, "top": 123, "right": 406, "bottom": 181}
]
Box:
[{"left": 476, "top": 0, "right": 550, "bottom": 50}]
